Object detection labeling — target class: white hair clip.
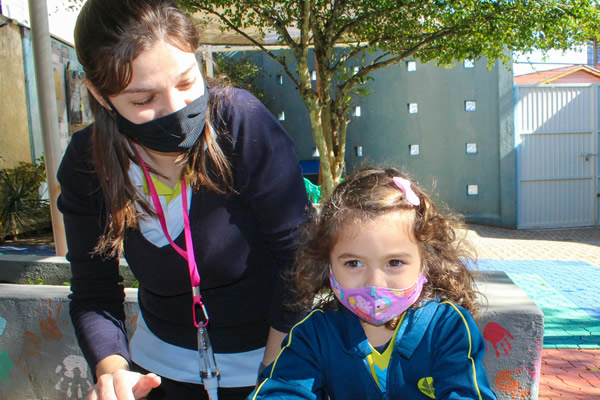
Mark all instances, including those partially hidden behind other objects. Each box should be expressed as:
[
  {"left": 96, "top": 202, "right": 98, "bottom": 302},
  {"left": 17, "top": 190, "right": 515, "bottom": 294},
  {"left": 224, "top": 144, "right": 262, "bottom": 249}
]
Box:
[{"left": 392, "top": 177, "right": 420, "bottom": 207}]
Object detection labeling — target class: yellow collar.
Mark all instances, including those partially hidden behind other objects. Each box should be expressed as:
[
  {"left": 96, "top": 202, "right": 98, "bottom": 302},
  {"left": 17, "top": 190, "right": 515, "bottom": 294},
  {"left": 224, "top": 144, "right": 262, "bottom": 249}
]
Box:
[{"left": 142, "top": 174, "right": 188, "bottom": 205}]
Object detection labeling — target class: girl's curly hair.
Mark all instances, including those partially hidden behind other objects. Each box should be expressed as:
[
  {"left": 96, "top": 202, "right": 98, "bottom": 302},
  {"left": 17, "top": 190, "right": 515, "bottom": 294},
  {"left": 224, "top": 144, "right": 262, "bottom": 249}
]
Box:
[{"left": 291, "top": 167, "right": 480, "bottom": 325}]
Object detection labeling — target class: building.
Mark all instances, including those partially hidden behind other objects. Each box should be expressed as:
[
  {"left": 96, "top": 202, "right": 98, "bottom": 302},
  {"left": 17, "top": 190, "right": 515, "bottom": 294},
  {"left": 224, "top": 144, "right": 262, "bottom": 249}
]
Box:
[
  {"left": 233, "top": 49, "right": 517, "bottom": 227},
  {"left": 0, "top": 12, "right": 89, "bottom": 169}
]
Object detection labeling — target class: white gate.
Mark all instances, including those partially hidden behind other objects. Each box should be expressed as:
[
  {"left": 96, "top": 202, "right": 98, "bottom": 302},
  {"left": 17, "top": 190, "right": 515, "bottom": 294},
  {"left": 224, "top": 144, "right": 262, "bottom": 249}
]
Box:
[{"left": 515, "top": 85, "right": 598, "bottom": 228}]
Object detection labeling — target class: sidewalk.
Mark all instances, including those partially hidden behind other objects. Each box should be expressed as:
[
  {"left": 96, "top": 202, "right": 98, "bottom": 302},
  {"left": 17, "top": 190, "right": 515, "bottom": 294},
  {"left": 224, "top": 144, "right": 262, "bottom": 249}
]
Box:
[
  {"left": 464, "top": 224, "right": 600, "bottom": 400},
  {"left": 464, "top": 224, "right": 600, "bottom": 267}
]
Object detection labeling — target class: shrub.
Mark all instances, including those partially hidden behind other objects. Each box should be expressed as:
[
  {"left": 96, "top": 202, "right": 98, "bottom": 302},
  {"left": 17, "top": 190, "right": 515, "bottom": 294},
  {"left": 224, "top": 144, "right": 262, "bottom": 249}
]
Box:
[{"left": 0, "top": 157, "right": 50, "bottom": 240}]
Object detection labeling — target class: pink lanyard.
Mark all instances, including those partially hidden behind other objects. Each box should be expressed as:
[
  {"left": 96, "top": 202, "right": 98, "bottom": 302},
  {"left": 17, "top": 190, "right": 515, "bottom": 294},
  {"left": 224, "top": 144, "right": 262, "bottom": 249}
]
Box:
[{"left": 132, "top": 145, "right": 209, "bottom": 328}]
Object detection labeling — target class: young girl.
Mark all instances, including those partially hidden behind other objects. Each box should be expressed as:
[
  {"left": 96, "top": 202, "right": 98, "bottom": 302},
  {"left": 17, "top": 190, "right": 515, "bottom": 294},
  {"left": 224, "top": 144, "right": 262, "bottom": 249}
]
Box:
[{"left": 250, "top": 167, "right": 497, "bottom": 399}]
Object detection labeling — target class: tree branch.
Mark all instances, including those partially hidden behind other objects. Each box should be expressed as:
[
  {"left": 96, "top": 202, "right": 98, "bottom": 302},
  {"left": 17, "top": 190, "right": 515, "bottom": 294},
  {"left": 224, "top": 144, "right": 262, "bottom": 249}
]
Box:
[
  {"left": 371, "top": 50, "right": 393, "bottom": 64},
  {"left": 251, "top": 6, "right": 299, "bottom": 52},
  {"left": 300, "top": 0, "right": 312, "bottom": 48},
  {"left": 188, "top": 3, "right": 302, "bottom": 88},
  {"left": 335, "top": 27, "right": 457, "bottom": 102},
  {"left": 324, "top": 0, "right": 347, "bottom": 46},
  {"left": 332, "top": 41, "right": 376, "bottom": 70},
  {"left": 250, "top": 3, "right": 314, "bottom": 90},
  {"left": 330, "top": 5, "right": 403, "bottom": 44}
]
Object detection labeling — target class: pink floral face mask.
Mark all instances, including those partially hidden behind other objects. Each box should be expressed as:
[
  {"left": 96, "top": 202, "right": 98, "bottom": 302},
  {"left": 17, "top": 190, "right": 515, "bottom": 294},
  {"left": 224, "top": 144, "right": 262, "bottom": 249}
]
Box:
[{"left": 329, "top": 270, "right": 427, "bottom": 325}]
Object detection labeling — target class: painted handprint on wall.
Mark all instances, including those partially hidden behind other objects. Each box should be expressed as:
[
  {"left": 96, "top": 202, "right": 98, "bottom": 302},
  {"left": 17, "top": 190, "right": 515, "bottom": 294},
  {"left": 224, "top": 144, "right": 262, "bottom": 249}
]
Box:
[
  {"left": 14, "top": 300, "right": 69, "bottom": 376},
  {"left": 36, "top": 299, "right": 66, "bottom": 342},
  {"left": 483, "top": 321, "right": 514, "bottom": 358},
  {"left": 495, "top": 369, "right": 531, "bottom": 400},
  {"left": 55, "top": 355, "right": 92, "bottom": 399},
  {"left": 15, "top": 331, "right": 41, "bottom": 373}
]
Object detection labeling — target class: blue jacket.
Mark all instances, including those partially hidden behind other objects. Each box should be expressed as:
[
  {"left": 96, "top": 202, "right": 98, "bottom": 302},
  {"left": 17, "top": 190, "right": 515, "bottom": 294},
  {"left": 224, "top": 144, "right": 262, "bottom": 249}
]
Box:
[{"left": 251, "top": 300, "right": 497, "bottom": 400}]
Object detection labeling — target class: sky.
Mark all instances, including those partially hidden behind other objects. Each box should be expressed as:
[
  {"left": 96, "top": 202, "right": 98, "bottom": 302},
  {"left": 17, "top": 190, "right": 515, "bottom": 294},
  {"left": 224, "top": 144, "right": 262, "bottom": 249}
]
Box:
[
  {"left": 513, "top": 47, "right": 590, "bottom": 76},
  {"left": 1, "top": 0, "right": 81, "bottom": 45},
  {"left": 1, "top": 0, "right": 593, "bottom": 76}
]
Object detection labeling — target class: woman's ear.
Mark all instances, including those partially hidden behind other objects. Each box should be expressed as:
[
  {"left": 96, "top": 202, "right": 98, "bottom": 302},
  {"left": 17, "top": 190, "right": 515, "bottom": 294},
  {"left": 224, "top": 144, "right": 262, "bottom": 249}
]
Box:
[{"left": 84, "top": 80, "right": 111, "bottom": 110}]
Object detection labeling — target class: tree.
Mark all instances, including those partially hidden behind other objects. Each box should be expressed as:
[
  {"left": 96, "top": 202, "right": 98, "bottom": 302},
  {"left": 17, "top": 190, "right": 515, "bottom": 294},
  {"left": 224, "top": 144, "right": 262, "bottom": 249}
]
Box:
[
  {"left": 185, "top": 2, "right": 600, "bottom": 197},
  {"left": 213, "top": 53, "right": 266, "bottom": 102}
]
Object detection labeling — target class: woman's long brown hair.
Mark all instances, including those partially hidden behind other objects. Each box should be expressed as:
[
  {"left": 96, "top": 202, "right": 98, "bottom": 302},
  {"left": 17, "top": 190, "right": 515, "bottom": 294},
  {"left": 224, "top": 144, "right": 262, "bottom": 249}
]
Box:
[{"left": 75, "top": 0, "right": 232, "bottom": 256}]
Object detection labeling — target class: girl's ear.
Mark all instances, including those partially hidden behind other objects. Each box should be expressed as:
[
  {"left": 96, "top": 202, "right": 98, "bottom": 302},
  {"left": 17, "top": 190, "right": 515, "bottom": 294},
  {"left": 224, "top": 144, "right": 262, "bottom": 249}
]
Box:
[{"left": 84, "top": 80, "right": 111, "bottom": 110}]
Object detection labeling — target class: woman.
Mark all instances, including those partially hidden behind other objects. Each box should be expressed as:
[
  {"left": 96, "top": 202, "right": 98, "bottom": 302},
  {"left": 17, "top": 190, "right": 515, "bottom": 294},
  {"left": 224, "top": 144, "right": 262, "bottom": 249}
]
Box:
[{"left": 57, "top": 0, "right": 310, "bottom": 399}]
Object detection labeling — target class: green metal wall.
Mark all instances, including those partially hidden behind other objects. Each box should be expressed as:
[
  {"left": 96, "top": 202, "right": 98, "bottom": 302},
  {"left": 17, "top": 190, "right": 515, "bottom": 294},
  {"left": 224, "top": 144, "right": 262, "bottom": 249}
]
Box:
[{"left": 219, "top": 49, "right": 516, "bottom": 227}]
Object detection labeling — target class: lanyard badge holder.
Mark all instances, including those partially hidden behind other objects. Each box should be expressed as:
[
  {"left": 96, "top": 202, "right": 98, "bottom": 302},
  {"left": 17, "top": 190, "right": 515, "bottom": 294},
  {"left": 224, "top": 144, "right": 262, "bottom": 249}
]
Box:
[
  {"left": 134, "top": 146, "right": 220, "bottom": 399},
  {"left": 194, "top": 289, "right": 219, "bottom": 398}
]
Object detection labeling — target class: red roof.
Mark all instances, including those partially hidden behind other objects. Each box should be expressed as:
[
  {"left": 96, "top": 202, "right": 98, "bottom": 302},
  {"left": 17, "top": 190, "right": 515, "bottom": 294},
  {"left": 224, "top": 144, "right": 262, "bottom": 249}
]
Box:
[{"left": 514, "top": 65, "right": 600, "bottom": 85}]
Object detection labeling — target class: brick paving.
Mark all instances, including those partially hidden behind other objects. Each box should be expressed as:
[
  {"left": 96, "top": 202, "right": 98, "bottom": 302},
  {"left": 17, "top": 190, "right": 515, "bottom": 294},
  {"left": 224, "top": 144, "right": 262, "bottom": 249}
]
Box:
[
  {"left": 539, "top": 349, "right": 600, "bottom": 399},
  {"left": 464, "top": 224, "right": 600, "bottom": 400},
  {"left": 463, "top": 224, "right": 600, "bottom": 268}
]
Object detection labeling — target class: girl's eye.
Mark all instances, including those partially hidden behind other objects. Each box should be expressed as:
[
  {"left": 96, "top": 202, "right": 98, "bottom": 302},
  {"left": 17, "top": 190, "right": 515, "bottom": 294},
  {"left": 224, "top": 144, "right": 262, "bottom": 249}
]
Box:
[
  {"left": 388, "top": 259, "right": 404, "bottom": 267},
  {"left": 344, "top": 260, "right": 363, "bottom": 268}
]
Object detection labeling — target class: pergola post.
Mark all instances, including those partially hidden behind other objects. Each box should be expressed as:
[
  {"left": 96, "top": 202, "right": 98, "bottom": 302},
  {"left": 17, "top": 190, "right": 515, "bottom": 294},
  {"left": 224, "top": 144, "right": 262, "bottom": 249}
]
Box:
[{"left": 28, "top": 0, "right": 67, "bottom": 256}]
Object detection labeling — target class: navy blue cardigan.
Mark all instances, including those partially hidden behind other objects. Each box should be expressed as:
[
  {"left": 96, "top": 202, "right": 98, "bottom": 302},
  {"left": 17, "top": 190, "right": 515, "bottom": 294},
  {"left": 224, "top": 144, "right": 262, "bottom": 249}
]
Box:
[{"left": 57, "top": 88, "right": 311, "bottom": 372}]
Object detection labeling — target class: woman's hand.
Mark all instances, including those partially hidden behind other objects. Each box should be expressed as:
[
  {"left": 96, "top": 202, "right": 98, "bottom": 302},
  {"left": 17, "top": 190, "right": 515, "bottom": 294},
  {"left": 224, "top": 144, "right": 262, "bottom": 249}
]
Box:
[
  {"left": 87, "top": 370, "right": 161, "bottom": 399},
  {"left": 87, "top": 355, "right": 161, "bottom": 399}
]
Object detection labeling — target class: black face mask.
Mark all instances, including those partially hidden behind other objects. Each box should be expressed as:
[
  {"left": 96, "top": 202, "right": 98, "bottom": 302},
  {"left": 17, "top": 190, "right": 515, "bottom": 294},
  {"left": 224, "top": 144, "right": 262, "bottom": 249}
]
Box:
[{"left": 107, "top": 85, "right": 210, "bottom": 153}]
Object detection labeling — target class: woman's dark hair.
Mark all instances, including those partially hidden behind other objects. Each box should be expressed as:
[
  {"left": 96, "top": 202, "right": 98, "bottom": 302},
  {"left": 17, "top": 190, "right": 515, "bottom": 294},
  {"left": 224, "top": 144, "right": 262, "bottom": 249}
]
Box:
[
  {"left": 292, "top": 167, "right": 480, "bottom": 328},
  {"left": 75, "top": 0, "right": 232, "bottom": 256}
]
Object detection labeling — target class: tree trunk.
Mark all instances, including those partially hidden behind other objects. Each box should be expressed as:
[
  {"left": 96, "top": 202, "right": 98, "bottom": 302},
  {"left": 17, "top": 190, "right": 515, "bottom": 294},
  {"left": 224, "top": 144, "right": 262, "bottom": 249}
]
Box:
[{"left": 305, "top": 100, "right": 347, "bottom": 200}]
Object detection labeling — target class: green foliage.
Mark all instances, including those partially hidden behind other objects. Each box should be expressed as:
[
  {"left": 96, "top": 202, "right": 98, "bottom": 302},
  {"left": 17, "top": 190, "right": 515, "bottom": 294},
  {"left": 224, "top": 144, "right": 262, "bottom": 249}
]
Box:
[
  {"left": 0, "top": 157, "right": 50, "bottom": 240},
  {"left": 177, "top": 0, "right": 600, "bottom": 197},
  {"left": 179, "top": 1, "right": 599, "bottom": 71},
  {"left": 214, "top": 53, "right": 266, "bottom": 102}
]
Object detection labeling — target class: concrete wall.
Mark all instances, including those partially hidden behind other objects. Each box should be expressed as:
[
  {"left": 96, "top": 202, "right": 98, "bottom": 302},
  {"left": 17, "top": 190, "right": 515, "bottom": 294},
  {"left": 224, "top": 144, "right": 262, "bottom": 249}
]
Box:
[
  {"left": 225, "top": 49, "right": 517, "bottom": 227},
  {"left": 0, "top": 17, "right": 32, "bottom": 168},
  {"left": 0, "top": 254, "right": 135, "bottom": 286},
  {"left": 0, "top": 284, "right": 140, "bottom": 400},
  {"left": 0, "top": 256, "right": 543, "bottom": 400}
]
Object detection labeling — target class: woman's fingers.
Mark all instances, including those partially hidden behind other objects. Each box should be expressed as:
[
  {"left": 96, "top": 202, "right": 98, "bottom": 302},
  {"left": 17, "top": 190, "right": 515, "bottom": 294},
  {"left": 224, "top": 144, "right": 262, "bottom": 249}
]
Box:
[
  {"left": 91, "top": 372, "right": 125, "bottom": 400},
  {"left": 112, "top": 370, "right": 139, "bottom": 400},
  {"left": 132, "top": 373, "right": 162, "bottom": 398},
  {"left": 87, "top": 370, "right": 160, "bottom": 400}
]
